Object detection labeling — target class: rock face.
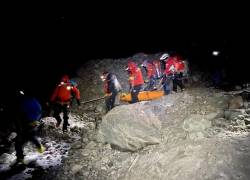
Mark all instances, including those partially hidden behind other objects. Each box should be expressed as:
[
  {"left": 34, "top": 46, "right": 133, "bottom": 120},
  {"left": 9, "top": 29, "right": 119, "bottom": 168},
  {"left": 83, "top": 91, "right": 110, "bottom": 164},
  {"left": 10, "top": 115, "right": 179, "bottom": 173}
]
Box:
[
  {"left": 97, "top": 102, "right": 162, "bottom": 152},
  {"left": 228, "top": 96, "right": 243, "bottom": 109},
  {"left": 183, "top": 114, "right": 212, "bottom": 140}
]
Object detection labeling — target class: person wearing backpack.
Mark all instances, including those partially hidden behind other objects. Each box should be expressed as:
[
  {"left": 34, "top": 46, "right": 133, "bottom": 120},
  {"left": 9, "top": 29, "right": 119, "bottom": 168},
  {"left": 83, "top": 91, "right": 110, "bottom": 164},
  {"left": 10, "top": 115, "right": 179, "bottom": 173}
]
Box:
[
  {"left": 101, "top": 71, "right": 122, "bottom": 112},
  {"left": 14, "top": 90, "right": 45, "bottom": 165},
  {"left": 50, "top": 75, "right": 81, "bottom": 132}
]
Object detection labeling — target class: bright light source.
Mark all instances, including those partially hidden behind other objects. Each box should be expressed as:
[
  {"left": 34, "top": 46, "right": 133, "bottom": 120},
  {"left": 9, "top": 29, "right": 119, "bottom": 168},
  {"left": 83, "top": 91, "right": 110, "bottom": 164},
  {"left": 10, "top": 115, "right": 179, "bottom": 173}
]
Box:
[
  {"left": 100, "top": 75, "right": 106, "bottom": 81},
  {"left": 212, "top": 51, "right": 220, "bottom": 56},
  {"left": 20, "top": 91, "right": 24, "bottom": 95}
]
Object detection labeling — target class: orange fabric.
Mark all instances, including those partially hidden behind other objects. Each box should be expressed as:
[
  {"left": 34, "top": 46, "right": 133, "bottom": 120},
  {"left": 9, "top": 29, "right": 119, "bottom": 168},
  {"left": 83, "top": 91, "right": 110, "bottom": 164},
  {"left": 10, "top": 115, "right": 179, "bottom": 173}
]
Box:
[{"left": 120, "top": 91, "right": 164, "bottom": 102}]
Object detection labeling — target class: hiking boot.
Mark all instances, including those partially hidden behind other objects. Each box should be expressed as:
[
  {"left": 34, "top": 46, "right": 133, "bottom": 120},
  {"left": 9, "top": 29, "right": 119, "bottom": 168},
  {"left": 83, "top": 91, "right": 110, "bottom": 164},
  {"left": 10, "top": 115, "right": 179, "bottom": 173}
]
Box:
[
  {"left": 37, "top": 145, "right": 46, "bottom": 153},
  {"left": 13, "top": 158, "right": 24, "bottom": 166}
]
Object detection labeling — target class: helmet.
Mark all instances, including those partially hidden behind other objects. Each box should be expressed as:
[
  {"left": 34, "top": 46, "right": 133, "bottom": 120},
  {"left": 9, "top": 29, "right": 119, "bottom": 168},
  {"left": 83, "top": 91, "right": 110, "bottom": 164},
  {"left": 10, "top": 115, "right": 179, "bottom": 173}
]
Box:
[
  {"left": 60, "top": 75, "right": 69, "bottom": 83},
  {"left": 160, "top": 53, "right": 169, "bottom": 60}
]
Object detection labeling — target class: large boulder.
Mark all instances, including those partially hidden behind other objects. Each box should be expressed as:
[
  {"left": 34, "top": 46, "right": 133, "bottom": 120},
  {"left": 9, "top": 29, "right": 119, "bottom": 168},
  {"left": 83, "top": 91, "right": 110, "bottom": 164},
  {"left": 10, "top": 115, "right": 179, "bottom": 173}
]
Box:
[{"left": 97, "top": 102, "right": 161, "bottom": 152}]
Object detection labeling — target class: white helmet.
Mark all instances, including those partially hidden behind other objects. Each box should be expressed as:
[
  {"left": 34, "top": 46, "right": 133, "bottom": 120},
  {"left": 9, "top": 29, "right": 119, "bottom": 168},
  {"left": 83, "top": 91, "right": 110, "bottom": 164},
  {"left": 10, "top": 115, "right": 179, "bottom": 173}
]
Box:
[{"left": 160, "top": 53, "right": 169, "bottom": 60}]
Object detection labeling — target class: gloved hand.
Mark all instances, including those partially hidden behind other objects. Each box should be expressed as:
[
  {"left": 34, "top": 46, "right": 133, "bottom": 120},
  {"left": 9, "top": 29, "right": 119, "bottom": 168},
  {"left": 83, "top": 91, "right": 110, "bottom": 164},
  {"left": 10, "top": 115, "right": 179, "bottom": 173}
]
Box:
[{"left": 105, "top": 93, "right": 112, "bottom": 97}]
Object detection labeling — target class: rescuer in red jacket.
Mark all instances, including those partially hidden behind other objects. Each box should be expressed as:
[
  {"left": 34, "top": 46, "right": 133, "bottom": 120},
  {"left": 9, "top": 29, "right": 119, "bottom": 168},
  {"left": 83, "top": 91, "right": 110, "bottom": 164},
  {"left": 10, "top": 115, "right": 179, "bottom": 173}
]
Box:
[
  {"left": 50, "top": 75, "right": 81, "bottom": 132},
  {"left": 172, "top": 55, "right": 185, "bottom": 92},
  {"left": 126, "top": 61, "right": 144, "bottom": 103}
]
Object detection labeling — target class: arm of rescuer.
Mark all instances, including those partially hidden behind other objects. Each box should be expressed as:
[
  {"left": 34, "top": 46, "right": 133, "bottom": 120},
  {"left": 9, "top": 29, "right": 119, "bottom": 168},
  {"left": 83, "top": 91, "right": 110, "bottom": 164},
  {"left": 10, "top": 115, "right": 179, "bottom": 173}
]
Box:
[
  {"left": 129, "top": 75, "right": 135, "bottom": 92},
  {"left": 71, "top": 86, "right": 81, "bottom": 106},
  {"left": 50, "top": 85, "right": 59, "bottom": 102}
]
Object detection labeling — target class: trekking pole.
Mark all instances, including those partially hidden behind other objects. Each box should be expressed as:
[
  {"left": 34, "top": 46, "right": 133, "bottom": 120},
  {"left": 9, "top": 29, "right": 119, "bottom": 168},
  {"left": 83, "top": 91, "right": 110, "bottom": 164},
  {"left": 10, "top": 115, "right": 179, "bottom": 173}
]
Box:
[{"left": 156, "top": 76, "right": 163, "bottom": 90}]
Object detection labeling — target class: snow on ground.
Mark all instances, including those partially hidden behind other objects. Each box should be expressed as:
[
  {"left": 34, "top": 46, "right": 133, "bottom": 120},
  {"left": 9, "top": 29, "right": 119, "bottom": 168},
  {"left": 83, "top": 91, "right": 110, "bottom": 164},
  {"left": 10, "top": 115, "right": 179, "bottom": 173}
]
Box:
[
  {"left": 8, "top": 168, "right": 33, "bottom": 180},
  {"left": 0, "top": 113, "right": 87, "bottom": 180}
]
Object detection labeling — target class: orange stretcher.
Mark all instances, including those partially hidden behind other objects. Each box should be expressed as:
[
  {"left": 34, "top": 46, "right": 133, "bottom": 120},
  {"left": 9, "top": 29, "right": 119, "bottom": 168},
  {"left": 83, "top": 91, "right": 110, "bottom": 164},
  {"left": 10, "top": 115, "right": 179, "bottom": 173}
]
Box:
[{"left": 119, "top": 90, "right": 164, "bottom": 102}]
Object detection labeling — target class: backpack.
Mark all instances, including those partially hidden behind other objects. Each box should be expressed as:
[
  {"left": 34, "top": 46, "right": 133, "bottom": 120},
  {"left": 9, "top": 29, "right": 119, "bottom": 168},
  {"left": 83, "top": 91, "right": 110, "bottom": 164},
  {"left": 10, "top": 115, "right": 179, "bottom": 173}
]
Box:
[
  {"left": 21, "top": 97, "right": 42, "bottom": 122},
  {"left": 112, "top": 75, "right": 122, "bottom": 92}
]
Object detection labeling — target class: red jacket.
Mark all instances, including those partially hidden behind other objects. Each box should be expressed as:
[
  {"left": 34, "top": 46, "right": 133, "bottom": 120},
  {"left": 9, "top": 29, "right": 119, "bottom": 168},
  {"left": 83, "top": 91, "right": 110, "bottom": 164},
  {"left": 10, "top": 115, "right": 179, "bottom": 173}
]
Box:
[
  {"left": 128, "top": 61, "right": 144, "bottom": 87},
  {"left": 164, "top": 57, "right": 177, "bottom": 75},
  {"left": 51, "top": 83, "right": 80, "bottom": 102},
  {"left": 175, "top": 59, "right": 185, "bottom": 72}
]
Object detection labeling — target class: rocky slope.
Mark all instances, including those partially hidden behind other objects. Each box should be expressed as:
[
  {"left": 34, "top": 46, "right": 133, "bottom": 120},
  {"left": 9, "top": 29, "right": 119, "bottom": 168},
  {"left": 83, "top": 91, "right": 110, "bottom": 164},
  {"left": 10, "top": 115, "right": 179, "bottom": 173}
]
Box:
[{"left": 54, "top": 86, "right": 250, "bottom": 180}]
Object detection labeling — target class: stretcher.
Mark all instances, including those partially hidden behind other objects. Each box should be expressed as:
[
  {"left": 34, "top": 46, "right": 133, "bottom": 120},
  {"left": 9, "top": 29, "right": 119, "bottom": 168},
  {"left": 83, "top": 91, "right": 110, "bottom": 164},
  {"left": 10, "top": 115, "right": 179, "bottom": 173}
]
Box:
[{"left": 119, "top": 90, "right": 164, "bottom": 102}]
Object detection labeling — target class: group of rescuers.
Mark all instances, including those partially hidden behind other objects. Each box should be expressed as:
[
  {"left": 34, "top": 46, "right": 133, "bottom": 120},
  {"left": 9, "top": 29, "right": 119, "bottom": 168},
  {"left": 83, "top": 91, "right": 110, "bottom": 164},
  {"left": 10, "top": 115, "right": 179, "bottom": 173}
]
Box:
[
  {"left": 12, "top": 75, "right": 81, "bottom": 165},
  {"left": 101, "top": 52, "right": 188, "bottom": 111},
  {"left": 12, "top": 52, "right": 187, "bottom": 165}
]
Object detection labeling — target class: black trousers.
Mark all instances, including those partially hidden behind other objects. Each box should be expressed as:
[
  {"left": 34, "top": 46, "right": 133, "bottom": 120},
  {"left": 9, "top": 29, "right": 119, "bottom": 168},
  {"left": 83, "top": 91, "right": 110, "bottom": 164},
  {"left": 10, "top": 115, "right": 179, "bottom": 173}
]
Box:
[
  {"left": 131, "top": 85, "right": 142, "bottom": 104},
  {"left": 146, "top": 76, "right": 156, "bottom": 91},
  {"left": 53, "top": 103, "right": 70, "bottom": 131},
  {"left": 173, "top": 73, "right": 185, "bottom": 92},
  {"left": 15, "top": 126, "right": 41, "bottom": 160},
  {"left": 105, "top": 91, "right": 117, "bottom": 112}
]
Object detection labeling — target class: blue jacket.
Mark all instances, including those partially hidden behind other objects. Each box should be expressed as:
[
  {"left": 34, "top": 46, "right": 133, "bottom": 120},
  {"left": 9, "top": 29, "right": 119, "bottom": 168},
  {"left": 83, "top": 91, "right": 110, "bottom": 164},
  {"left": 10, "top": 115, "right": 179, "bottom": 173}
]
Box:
[{"left": 20, "top": 97, "right": 42, "bottom": 122}]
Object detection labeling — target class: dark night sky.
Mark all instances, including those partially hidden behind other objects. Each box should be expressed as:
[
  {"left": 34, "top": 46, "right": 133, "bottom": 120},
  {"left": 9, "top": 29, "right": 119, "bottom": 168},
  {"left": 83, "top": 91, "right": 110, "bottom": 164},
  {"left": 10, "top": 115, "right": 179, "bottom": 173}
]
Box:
[{"left": 1, "top": 4, "right": 250, "bottom": 104}]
